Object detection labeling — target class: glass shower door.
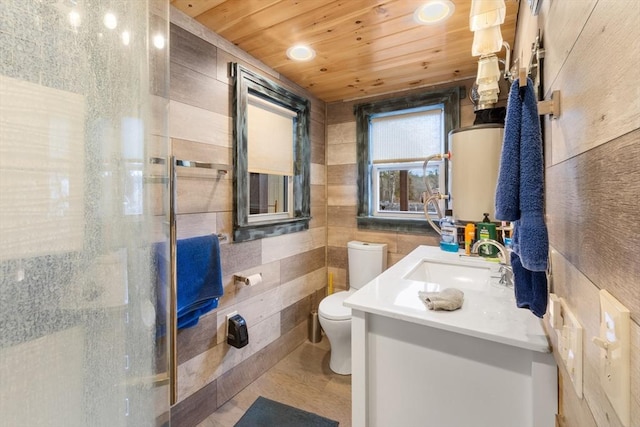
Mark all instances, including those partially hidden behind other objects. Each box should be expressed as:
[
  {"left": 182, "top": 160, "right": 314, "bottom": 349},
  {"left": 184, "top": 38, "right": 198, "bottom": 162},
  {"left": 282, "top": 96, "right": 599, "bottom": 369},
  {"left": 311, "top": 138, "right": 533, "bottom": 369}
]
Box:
[{"left": 0, "top": 0, "right": 170, "bottom": 425}]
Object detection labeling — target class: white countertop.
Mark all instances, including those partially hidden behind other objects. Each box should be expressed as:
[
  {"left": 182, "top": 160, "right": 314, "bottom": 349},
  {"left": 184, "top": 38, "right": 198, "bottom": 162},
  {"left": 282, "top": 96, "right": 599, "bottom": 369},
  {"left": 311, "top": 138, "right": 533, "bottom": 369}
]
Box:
[{"left": 343, "top": 245, "right": 551, "bottom": 353}]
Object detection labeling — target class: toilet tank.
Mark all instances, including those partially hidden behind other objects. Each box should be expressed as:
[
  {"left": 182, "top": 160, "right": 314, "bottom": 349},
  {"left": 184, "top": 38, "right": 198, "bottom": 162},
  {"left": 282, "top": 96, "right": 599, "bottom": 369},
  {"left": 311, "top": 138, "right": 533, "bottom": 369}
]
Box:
[{"left": 347, "top": 241, "right": 388, "bottom": 290}]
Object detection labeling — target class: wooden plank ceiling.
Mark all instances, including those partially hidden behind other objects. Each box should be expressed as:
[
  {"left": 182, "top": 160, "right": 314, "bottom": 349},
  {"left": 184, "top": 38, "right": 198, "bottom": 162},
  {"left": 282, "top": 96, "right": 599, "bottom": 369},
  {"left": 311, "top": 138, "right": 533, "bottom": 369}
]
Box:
[{"left": 171, "top": 0, "right": 520, "bottom": 103}]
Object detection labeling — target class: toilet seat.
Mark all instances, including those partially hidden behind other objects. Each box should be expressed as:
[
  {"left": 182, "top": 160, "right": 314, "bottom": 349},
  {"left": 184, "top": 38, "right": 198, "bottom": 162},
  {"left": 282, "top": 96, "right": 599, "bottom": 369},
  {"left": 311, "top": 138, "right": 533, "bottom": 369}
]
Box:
[{"left": 318, "top": 291, "right": 352, "bottom": 321}]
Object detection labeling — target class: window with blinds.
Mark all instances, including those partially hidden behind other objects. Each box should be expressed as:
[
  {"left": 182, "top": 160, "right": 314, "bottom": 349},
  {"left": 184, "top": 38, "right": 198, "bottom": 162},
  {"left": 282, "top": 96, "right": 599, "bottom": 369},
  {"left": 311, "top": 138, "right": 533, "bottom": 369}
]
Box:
[
  {"left": 370, "top": 106, "right": 445, "bottom": 217},
  {"left": 370, "top": 107, "right": 443, "bottom": 164},
  {"left": 246, "top": 94, "right": 296, "bottom": 221},
  {"left": 247, "top": 94, "right": 296, "bottom": 177}
]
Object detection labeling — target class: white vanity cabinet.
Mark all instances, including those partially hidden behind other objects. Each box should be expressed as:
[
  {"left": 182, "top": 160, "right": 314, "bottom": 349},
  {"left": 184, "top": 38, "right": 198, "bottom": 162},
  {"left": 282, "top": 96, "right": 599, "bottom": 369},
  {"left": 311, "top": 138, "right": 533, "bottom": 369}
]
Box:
[{"left": 344, "top": 245, "right": 557, "bottom": 427}]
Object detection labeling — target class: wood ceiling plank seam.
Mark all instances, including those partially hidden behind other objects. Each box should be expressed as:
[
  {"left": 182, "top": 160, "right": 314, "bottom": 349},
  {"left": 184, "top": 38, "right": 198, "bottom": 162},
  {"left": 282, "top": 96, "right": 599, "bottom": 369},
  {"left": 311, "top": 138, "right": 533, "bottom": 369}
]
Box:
[
  {"left": 238, "top": 3, "right": 473, "bottom": 60},
  {"left": 230, "top": 2, "right": 400, "bottom": 49},
  {"left": 195, "top": 0, "right": 290, "bottom": 34},
  {"left": 198, "top": 0, "right": 347, "bottom": 42},
  {"left": 243, "top": 20, "right": 465, "bottom": 64},
  {"left": 277, "top": 59, "right": 475, "bottom": 90},
  {"left": 320, "top": 75, "right": 475, "bottom": 103},
  {"left": 229, "top": 0, "right": 419, "bottom": 47},
  {"left": 294, "top": 60, "right": 479, "bottom": 92}
]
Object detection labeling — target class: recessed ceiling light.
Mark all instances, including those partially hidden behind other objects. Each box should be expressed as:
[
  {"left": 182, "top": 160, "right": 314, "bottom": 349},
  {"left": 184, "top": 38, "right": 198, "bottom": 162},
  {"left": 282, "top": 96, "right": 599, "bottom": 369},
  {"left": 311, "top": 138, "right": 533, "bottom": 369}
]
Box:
[
  {"left": 286, "top": 44, "right": 316, "bottom": 61},
  {"left": 414, "top": 0, "right": 455, "bottom": 25}
]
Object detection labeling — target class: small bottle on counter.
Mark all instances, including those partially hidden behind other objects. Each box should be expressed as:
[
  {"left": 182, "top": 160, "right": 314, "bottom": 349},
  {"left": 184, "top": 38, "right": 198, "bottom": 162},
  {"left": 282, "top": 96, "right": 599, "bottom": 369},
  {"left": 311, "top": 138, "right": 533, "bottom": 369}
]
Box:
[
  {"left": 464, "top": 223, "right": 476, "bottom": 255},
  {"left": 476, "top": 213, "right": 498, "bottom": 257},
  {"left": 439, "top": 209, "right": 459, "bottom": 252}
]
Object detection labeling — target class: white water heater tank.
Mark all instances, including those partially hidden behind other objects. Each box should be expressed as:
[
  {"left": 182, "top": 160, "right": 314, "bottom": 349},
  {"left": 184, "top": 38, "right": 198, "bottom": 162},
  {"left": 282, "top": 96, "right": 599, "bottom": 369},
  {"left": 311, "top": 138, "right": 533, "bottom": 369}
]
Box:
[{"left": 449, "top": 124, "right": 504, "bottom": 223}]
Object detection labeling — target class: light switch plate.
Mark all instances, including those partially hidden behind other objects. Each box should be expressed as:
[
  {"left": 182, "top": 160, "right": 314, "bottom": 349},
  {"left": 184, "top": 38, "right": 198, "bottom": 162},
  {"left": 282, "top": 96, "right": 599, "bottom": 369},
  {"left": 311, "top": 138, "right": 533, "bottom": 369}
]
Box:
[
  {"left": 558, "top": 298, "right": 583, "bottom": 398},
  {"left": 595, "top": 290, "right": 630, "bottom": 427},
  {"left": 549, "top": 293, "right": 563, "bottom": 330}
]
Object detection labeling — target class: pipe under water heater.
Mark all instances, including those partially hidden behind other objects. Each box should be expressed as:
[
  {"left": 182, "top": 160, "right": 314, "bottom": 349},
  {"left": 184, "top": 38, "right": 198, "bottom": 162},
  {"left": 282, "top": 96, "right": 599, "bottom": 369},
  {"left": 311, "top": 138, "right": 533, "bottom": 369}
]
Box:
[{"left": 448, "top": 124, "right": 504, "bottom": 223}]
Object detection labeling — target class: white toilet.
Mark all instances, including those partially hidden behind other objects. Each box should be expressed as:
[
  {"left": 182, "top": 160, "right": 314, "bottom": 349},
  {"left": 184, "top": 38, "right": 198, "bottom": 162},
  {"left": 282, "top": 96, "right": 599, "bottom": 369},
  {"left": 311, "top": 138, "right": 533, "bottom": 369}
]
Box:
[{"left": 318, "top": 241, "right": 387, "bottom": 375}]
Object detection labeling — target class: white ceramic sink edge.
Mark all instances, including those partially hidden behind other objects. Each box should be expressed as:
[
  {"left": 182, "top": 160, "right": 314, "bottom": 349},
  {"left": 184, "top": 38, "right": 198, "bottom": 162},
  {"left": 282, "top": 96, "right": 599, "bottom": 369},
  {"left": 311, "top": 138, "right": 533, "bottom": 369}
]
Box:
[{"left": 403, "top": 257, "right": 497, "bottom": 290}]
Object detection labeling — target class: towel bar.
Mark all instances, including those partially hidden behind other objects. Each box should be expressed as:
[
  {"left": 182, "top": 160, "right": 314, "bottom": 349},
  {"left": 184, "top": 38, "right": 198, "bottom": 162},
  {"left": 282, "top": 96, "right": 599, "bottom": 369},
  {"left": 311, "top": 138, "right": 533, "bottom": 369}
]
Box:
[
  {"left": 152, "top": 154, "right": 229, "bottom": 406},
  {"left": 149, "top": 156, "right": 229, "bottom": 174}
]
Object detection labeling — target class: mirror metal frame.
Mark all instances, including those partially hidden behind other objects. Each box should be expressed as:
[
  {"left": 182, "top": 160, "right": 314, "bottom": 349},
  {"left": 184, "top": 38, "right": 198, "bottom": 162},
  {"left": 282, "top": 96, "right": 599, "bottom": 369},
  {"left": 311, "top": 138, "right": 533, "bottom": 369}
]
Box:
[{"left": 231, "top": 63, "right": 311, "bottom": 242}]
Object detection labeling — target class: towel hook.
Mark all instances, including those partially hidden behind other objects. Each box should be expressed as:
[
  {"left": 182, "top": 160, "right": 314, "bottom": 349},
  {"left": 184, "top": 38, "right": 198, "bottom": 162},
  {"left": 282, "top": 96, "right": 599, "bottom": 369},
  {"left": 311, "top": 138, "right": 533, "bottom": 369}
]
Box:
[{"left": 538, "top": 90, "right": 561, "bottom": 119}]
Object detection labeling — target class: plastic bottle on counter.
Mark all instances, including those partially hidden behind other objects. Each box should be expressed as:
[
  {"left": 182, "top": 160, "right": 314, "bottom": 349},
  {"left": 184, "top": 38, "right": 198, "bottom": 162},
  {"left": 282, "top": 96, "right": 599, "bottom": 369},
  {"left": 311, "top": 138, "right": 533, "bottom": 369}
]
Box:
[
  {"left": 440, "top": 209, "right": 459, "bottom": 253},
  {"left": 476, "top": 213, "right": 498, "bottom": 257},
  {"left": 464, "top": 223, "right": 476, "bottom": 255}
]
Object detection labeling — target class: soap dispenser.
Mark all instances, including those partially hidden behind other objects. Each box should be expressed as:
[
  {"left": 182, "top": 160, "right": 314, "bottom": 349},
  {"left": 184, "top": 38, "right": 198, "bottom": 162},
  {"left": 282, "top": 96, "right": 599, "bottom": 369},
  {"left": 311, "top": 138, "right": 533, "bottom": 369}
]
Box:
[{"left": 476, "top": 213, "right": 497, "bottom": 257}]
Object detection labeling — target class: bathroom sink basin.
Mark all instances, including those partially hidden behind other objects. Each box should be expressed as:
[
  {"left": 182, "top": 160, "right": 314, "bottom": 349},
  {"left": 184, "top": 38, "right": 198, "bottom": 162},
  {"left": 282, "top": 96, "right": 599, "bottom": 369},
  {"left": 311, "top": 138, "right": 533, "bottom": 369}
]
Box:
[{"left": 403, "top": 258, "right": 492, "bottom": 289}]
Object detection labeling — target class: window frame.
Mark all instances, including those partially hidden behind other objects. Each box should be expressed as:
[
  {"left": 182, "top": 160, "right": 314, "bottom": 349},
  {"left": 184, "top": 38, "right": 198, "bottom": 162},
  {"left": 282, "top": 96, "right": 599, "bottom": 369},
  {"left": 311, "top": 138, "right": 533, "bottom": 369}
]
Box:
[
  {"left": 232, "top": 63, "right": 311, "bottom": 242},
  {"left": 371, "top": 160, "right": 445, "bottom": 218},
  {"left": 354, "top": 87, "right": 462, "bottom": 233}
]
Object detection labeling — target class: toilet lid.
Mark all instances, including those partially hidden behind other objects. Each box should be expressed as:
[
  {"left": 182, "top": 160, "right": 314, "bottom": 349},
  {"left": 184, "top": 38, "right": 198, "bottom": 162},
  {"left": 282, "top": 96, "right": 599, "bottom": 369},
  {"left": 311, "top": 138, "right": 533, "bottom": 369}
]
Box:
[{"left": 319, "top": 291, "right": 352, "bottom": 321}]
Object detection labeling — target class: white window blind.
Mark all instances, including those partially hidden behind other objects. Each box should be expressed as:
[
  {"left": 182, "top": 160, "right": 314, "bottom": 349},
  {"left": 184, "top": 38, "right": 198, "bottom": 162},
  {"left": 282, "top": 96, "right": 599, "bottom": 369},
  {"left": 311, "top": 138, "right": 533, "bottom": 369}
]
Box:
[
  {"left": 370, "top": 108, "right": 443, "bottom": 163},
  {"left": 247, "top": 94, "right": 296, "bottom": 176}
]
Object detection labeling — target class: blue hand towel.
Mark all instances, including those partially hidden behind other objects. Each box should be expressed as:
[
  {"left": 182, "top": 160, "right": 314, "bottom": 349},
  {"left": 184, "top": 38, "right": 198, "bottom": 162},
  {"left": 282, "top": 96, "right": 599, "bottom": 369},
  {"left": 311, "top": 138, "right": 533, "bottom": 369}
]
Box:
[
  {"left": 495, "top": 78, "right": 549, "bottom": 317},
  {"left": 495, "top": 79, "right": 522, "bottom": 222},
  {"left": 176, "top": 234, "right": 223, "bottom": 329},
  {"left": 495, "top": 78, "right": 548, "bottom": 271},
  {"left": 511, "top": 252, "right": 548, "bottom": 318},
  {"left": 154, "top": 234, "right": 224, "bottom": 330}
]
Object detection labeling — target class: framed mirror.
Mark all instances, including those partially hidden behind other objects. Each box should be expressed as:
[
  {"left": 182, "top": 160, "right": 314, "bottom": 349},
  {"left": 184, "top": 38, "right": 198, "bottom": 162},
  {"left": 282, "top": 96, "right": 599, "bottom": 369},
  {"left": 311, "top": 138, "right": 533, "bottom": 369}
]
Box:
[{"left": 231, "top": 63, "right": 311, "bottom": 242}]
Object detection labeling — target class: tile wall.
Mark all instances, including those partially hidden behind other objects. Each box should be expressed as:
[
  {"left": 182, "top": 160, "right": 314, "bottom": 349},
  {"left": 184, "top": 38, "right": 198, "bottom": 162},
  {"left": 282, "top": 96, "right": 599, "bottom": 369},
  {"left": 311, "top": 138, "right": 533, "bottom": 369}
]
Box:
[{"left": 168, "top": 9, "right": 327, "bottom": 426}]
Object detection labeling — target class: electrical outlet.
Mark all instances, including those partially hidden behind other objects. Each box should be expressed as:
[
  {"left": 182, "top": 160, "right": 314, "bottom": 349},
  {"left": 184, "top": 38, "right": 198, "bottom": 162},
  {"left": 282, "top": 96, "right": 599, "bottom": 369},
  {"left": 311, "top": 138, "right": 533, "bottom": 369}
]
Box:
[
  {"left": 592, "top": 290, "right": 630, "bottom": 427},
  {"left": 225, "top": 310, "right": 238, "bottom": 339}
]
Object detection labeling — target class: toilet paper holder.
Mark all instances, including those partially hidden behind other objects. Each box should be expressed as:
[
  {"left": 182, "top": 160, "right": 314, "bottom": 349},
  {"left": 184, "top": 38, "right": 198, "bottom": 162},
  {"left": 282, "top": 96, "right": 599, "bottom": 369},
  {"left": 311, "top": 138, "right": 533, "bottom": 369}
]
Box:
[{"left": 234, "top": 273, "right": 262, "bottom": 286}]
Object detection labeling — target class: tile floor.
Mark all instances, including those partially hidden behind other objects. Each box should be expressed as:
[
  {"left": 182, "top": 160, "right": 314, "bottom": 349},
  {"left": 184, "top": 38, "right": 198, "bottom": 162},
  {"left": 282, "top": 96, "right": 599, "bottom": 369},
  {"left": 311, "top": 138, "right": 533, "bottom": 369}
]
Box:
[{"left": 198, "top": 337, "right": 352, "bottom": 427}]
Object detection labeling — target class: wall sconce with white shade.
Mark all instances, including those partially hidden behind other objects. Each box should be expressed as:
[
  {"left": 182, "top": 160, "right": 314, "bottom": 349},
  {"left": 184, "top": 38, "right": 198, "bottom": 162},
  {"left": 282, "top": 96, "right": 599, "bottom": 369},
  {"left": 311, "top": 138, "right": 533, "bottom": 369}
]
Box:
[
  {"left": 470, "top": 0, "right": 506, "bottom": 32},
  {"left": 469, "top": 0, "right": 507, "bottom": 109},
  {"left": 475, "top": 54, "right": 501, "bottom": 107}
]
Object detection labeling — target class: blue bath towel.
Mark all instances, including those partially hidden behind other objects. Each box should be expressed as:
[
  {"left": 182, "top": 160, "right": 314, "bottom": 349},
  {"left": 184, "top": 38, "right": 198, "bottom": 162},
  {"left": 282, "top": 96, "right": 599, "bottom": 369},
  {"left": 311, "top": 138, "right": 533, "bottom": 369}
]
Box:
[
  {"left": 495, "top": 78, "right": 548, "bottom": 271},
  {"left": 495, "top": 78, "right": 549, "bottom": 316},
  {"left": 511, "top": 252, "right": 547, "bottom": 318},
  {"left": 495, "top": 80, "right": 522, "bottom": 222},
  {"left": 155, "top": 234, "right": 224, "bottom": 330}
]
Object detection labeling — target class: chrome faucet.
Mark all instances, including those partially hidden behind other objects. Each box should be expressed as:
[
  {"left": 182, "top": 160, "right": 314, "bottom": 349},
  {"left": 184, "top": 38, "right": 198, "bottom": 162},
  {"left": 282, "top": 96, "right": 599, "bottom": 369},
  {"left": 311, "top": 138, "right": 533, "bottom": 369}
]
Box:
[{"left": 471, "top": 239, "right": 513, "bottom": 287}]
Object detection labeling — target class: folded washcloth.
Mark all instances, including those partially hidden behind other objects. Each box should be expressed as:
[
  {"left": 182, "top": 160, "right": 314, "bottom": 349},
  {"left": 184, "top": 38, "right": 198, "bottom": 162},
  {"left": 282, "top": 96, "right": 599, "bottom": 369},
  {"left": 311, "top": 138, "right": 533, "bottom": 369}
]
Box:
[
  {"left": 511, "top": 252, "right": 548, "bottom": 318},
  {"left": 418, "top": 288, "right": 464, "bottom": 311}
]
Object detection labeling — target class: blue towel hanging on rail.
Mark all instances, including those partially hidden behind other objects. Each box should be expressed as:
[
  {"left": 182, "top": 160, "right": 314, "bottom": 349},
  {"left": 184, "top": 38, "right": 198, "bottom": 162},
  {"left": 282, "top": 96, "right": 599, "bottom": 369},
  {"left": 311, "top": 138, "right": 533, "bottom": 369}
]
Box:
[
  {"left": 155, "top": 234, "right": 224, "bottom": 330},
  {"left": 495, "top": 78, "right": 549, "bottom": 318}
]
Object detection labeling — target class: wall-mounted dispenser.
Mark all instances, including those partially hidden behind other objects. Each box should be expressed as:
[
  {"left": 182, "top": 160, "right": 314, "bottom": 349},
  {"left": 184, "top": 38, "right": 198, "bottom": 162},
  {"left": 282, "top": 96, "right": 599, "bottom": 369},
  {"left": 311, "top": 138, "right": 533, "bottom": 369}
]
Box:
[
  {"left": 449, "top": 124, "right": 503, "bottom": 223},
  {"left": 226, "top": 313, "right": 249, "bottom": 349}
]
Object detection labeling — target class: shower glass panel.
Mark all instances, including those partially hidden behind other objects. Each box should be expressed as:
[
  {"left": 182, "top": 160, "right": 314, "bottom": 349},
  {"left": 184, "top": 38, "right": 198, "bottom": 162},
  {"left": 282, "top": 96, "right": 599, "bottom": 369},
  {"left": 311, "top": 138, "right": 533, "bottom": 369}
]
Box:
[{"left": 0, "top": 0, "right": 170, "bottom": 426}]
